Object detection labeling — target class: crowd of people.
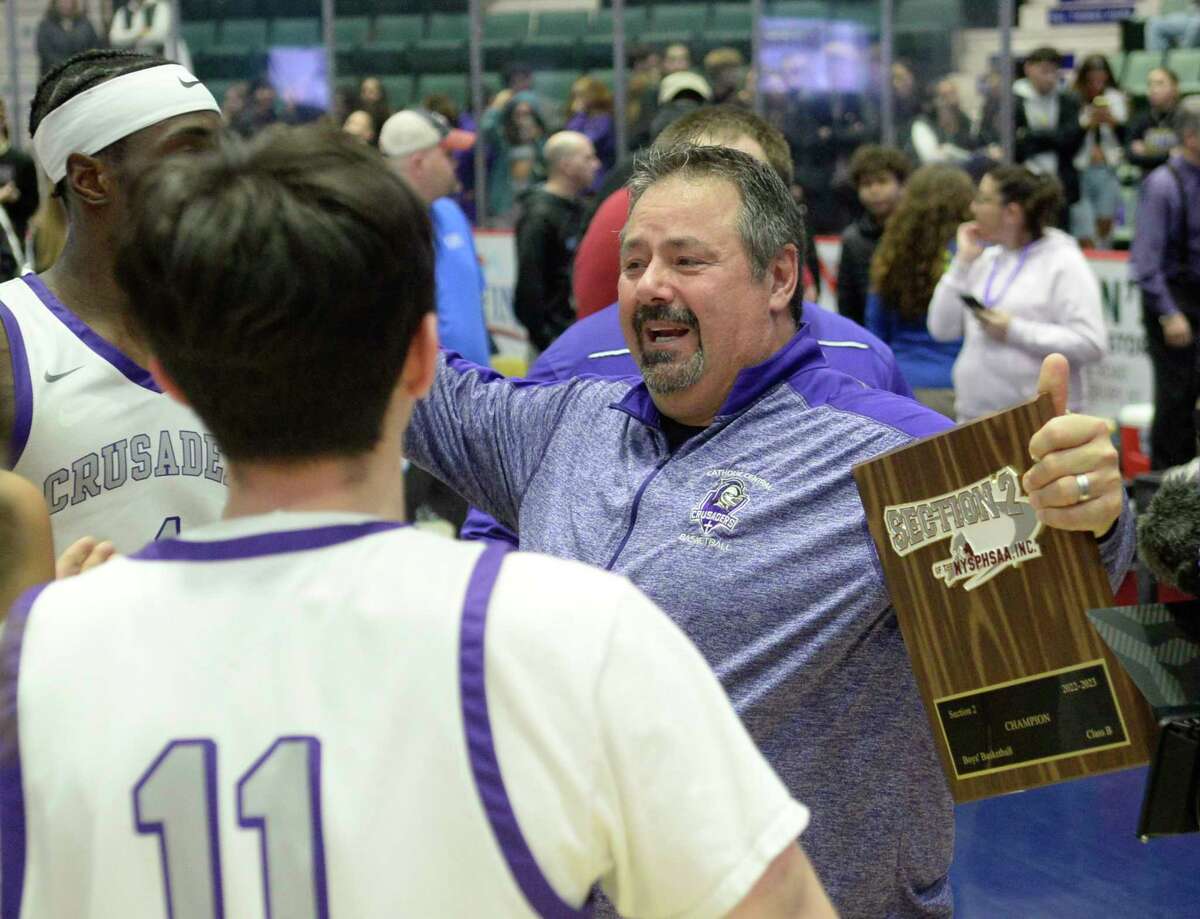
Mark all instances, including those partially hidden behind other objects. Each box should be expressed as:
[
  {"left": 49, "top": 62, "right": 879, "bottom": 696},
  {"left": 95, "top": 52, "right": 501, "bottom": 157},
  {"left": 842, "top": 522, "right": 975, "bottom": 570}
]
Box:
[{"left": 0, "top": 46, "right": 1152, "bottom": 918}]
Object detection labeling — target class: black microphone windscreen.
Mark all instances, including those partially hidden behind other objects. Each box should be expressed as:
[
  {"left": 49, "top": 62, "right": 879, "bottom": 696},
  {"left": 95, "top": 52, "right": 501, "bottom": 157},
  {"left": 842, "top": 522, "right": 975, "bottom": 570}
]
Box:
[{"left": 1137, "top": 476, "right": 1200, "bottom": 596}]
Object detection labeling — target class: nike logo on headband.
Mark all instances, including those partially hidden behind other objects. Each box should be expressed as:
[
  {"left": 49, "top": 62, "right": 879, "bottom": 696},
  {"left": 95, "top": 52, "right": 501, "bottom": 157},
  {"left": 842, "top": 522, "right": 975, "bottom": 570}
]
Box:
[{"left": 178, "top": 77, "right": 201, "bottom": 88}]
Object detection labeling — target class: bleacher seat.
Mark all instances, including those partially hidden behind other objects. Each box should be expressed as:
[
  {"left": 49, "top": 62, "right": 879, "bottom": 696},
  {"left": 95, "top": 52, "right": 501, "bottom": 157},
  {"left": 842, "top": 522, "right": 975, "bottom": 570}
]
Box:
[
  {"left": 532, "top": 69, "right": 579, "bottom": 110},
  {"left": 896, "top": 0, "right": 960, "bottom": 28},
  {"left": 1168, "top": 48, "right": 1200, "bottom": 94},
  {"left": 426, "top": 12, "right": 467, "bottom": 40},
  {"left": 271, "top": 17, "right": 321, "bottom": 46},
  {"left": 374, "top": 14, "right": 425, "bottom": 44},
  {"left": 536, "top": 11, "right": 591, "bottom": 38},
  {"left": 219, "top": 17, "right": 269, "bottom": 49},
  {"left": 594, "top": 7, "right": 649, "bottom": 35},
  {"left": 333, "top": 16, "right": 369, "bottom": 49},
  {"left": 711, "top": 3, "right": 754, "bottom": 32},
  {"left": 768, "top": 0, "right": 829, "bottom": 18},
  {"left": 418, "top": 73, "right": 469, "bottom": 108},
  {"left": 484, "top": 11, "right": 530, "bottom": 42},
  {"left": 211, "top": 0, "right": 261, "bottom": 19},
  {"left": 647, "top": 3, "right": 708, "bottom": 39},
  {"left": 1121, "top": 50, "right": 1162, "bottom": 95},
  {"left": 180, "top": 20, "right": 218, "bottom": 54},
  {"left": 1107, "top": 51, "right": 1127, "bottom": 86},
  {"left": 380, "top": 74, "right": 415, "bottom": 109}
]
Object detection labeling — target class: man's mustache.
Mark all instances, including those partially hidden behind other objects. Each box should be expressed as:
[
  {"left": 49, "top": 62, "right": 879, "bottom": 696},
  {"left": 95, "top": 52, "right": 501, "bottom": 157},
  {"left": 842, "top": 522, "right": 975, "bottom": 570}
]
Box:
[{"left": 632, "top": 304, "right": 700, "bottom": 338}]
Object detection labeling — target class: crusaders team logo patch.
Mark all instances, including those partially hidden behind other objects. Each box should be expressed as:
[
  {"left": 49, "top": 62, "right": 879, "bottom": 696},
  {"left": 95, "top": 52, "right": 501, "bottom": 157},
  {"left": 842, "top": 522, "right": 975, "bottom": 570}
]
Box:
[
  {"left": 691, "top": 476, "right": 751, "bottom": 536},
  {"left": 680, "top": 468, "right": 772, "bottom": 551},
  {"left": 884, "top": 466, "right": 1043, "bottom": 591}
]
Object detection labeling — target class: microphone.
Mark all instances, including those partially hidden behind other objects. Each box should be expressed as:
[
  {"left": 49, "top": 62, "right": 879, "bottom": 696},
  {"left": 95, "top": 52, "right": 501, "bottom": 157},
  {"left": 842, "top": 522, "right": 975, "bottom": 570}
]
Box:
[{"left": 1137, "top": 458, "right": 1200, "bottom": 596}]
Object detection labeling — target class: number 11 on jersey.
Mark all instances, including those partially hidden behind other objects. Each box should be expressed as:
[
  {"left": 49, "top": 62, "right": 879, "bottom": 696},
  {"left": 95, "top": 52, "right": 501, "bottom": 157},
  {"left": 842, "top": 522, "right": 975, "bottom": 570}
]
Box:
[{"left": 133, "top": 736, "right": 329, "bottom": 918}]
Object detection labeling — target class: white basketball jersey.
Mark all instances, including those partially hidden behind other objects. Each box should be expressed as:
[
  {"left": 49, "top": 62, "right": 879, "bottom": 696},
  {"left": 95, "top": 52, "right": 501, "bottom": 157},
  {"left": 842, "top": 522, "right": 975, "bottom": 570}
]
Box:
[
  {"left": 0, "top": 512, "right": 807, "bottom": 919},
  {"left": 0, "top": 274, "right": 227, "bottom": 554}
]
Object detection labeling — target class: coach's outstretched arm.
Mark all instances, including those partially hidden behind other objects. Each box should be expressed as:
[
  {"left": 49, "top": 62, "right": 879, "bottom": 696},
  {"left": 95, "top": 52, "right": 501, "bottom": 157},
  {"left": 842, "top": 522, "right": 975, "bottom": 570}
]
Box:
[{"left": 404, "top": 352, "right": 613, "bottom": 529}]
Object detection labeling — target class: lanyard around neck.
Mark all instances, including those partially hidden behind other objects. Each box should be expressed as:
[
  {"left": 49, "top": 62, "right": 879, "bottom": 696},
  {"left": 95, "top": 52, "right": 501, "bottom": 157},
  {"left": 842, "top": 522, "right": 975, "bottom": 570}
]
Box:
[{"left": 982, "top": 242, "right": 1033, "bottom": 309}]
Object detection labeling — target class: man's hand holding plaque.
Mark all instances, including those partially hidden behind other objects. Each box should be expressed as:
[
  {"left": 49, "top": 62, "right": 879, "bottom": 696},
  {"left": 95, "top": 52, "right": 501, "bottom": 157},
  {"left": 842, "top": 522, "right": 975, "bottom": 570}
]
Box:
[
  {"left": 854, "top": 353, "right": 1152, "bottom": 803},
  {"left": 1023, "top": 353, "right": 1123, "bottom": 538}
]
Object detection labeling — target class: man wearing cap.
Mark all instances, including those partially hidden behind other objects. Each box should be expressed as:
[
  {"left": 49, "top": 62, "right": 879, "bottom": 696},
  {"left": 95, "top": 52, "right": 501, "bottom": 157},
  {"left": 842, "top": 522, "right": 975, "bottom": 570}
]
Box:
[
  {"left": 381, "top": 108, "right": 490, "bottom": 368},
  {"left": 513, "top": 130, "right": 600, "bottom": 352},
  {"left": 0, "top": 49, "right": 227, "bottom": 555},
  {"left": 381, "top": 108, "right": 490, "bottom": 531}
]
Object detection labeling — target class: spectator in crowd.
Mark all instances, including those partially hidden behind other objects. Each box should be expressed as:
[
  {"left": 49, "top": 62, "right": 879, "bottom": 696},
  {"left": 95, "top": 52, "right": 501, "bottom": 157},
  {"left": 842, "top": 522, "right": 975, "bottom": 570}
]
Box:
[
  {"left": 837, "top": 144, "right": 911, "bottom": 327},
  {"left": 380, "top": 110, "right": 489, "bottom": 367},
  {"left": 1146, "top": 0, "right": 1200, "bottom": 51},
  {"left": 890, "top": 60, "right": 925, "bottom": 151},
  {"left": 868, "top": 164, "right": 973, "bottom": 419},
  {"left": 1130, "top": 95, "right": 1200, "bottom": 469},
  {"left": 627, "top": 44, "right": 662, "bottom": 149},
  {"left": 1014, "top": 47, "right": 1085, "bottom": 218},
  {"left": 1127, "top": 67, "right": 1181, "bottom": 173},
  {"left": 36, "top": 0, "right": 103, "bottom": 77},
  {"left": 26, "top": 175, "right": 66, "bottom": 272},
  {"left": 0, "top": 99, "right": 39, "bottom": 257},
  {"left": 233, "top": 77, "right": 283, "bottom": 138},
  {"left": 357, "top": 75, "right": 392, "bottom": 132},
  {"left": 425, "top": 92, "right": 479, "bottom": 219},
  {"left": 342, "top": 109, "right": 376, "bottom": 146},
  {"left": 514, "top": 131, "right": 599, "bottom": 351},
  {"left": 1071, "top": 54, "right": 1127, "bottom": 249},
  {"left": 407, "top": 142, "right": 1135, "bottom": 919},
  {"left": 220, "top": 80, "right": 248, "bottom": 125},
  {"left": 381, "top": 108, "right": 491, "bottom": 530},
  {"left": 649, "top": 70, "right": 712, "bottom": 141},
  {"left": 662, "top": 42, "right": 692, "bottom": 76},
  {"left": 929, "top": 166, "right": 1107, "bottom": 421},
  {"left": 108, "top": 0, "right": 170, "bottom": 56},
  {"left": 481, "top": 87, "right": 547, "bottom": 225},
  {"left": 911, "top": 77, "right": 979, "bottom": 166},
  {"left": 704, "top": 47, "right": 750, "bottom": 108},
  {"left": 566, "top": 76, "right": 616, "bottom": 186}
]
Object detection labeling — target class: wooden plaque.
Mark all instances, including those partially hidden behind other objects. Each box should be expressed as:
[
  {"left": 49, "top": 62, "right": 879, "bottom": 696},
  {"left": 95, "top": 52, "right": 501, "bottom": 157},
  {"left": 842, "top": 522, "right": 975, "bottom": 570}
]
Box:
[{"left": 853, "top": 394, "right": 1154, "bottom": 802}]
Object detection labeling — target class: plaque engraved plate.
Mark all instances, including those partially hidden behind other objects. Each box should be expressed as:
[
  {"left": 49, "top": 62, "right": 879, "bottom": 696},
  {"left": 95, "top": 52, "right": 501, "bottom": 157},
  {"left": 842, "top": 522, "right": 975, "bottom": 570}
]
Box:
[{"left": 935, "top": 660, "right": 1130, "bottom": 779}]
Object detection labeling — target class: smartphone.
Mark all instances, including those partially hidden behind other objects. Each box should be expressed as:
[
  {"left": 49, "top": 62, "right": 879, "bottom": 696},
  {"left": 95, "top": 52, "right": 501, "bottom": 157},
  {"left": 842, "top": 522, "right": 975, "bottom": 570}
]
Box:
[{"left": 960, "top": 293, "right": 985, "bottom": 315}]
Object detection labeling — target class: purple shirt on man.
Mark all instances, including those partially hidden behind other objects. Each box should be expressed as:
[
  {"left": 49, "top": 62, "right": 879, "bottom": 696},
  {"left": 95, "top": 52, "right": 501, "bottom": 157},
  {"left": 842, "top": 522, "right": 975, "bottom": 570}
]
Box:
[
  {"left": 461, "top": 301, "right": 914, "bottom": 543},
  {"left": 1130, "top": 154, "right": 1200, "bottom": 316}
]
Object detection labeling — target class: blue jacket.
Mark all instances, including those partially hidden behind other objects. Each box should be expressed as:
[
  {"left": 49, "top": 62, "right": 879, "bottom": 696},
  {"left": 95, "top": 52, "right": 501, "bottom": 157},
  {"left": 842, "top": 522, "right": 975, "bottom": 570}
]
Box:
[
  {"left": 432, "top": 198, "right": 491, "bottom": 366},
  {"left": 865, "top": 291, "right": 962, "bottom": 390},
  {"left": 406, "top": 328, "right": 1136, "bottom": 918},
  {"left": 462, "top": 302, "right": 914, "bottom": 542}
]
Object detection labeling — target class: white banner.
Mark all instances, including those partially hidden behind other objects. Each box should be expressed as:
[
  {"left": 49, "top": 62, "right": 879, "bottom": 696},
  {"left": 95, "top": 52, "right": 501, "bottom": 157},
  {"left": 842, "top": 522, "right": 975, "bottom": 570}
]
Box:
[{"left": 475, "top": 230, "right": 1153, "bottom": 421}]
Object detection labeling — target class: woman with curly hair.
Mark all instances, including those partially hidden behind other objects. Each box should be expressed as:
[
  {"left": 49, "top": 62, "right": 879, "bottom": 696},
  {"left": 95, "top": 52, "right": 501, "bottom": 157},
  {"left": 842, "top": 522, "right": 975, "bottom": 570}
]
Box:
[{"left": 866, "top": 164, "right": 973, "bottom": 418}]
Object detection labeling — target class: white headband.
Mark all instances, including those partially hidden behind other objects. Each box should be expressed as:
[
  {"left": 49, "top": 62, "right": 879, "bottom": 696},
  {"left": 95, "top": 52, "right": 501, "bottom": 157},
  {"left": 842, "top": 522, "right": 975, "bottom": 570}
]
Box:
[{"left": 32, "top": 64, "right": 220, "bottom": 184}]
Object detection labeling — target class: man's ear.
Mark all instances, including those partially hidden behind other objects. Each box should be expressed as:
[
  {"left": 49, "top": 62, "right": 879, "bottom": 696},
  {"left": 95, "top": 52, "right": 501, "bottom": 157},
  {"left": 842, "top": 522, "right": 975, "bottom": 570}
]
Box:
[
  {"left": 149, "top": 356, "right": 191, "bottom": 407},
  {"left": 64, "top": 153, "right": 114, "bottom": 207},
  {"left": 401, "top": 313, "right": 440, "bottom": 400},
  {"left": 768, "top": 243, "right": 800, "bottom": 317}
]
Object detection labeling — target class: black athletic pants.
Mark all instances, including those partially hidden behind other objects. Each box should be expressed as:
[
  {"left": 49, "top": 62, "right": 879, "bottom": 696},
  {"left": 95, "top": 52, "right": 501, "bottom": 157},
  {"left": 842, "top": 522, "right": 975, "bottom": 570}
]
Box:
[{"left": 1143, "top": 285, "right": 1200, "bottom": 470}]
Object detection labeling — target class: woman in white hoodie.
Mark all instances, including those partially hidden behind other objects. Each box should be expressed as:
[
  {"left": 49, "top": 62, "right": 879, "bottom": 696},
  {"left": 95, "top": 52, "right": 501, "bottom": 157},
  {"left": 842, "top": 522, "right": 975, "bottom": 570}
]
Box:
[{"left": 927, "top": 165, "right": 1107, "bottom": 422}]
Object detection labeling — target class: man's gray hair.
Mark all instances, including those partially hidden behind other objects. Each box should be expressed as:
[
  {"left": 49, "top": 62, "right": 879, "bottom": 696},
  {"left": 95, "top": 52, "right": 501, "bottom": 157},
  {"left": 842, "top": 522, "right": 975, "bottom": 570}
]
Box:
[
  {"left": 1175, "top": 94, "right": 1200, "bottom": 138},
  {"left": 626, "top": 144, "right": 806, "bottom": 287}
]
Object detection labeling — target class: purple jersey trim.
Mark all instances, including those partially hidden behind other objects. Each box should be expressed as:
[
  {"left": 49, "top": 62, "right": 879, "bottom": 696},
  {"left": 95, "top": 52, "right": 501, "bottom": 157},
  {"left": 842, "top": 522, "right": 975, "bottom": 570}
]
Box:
[
  {"left": 0, "top": 583, "right": 49, "bottom": 919},
  {"left": 22, "top": 274, "right": 161, "bottom": 393},
  {"left": 458, "top": 542, "right": 591, "bottom": 918},
  {"left": 130, "top": 521, "right": 409, "bottom": 562},
  {"left": 0, "top": 298, "right": 33, "bottom": 467}
]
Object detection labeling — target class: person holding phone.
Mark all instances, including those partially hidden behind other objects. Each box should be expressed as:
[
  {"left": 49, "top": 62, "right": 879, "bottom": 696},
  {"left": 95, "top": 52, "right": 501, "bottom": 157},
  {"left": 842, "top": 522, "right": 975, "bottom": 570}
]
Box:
[{"left": 927, "top": 164, "right": 1107, "bottom": 421}]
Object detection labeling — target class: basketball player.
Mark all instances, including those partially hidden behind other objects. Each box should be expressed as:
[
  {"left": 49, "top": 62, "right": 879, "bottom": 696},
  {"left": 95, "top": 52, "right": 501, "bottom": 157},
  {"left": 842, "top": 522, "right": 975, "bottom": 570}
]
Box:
[
  {"left": 0, "top": 50, "right": 228, "bottom": 555},
  {"left": 0, "top": 127, "right": 836, "bottom": 917}
]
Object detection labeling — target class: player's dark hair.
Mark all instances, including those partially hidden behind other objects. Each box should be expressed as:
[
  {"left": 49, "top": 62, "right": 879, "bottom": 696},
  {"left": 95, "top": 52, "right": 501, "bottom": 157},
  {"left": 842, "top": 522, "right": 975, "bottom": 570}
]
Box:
[
  {"left": 115, "top": 124, "right": 435, "bottom": 462},
  {"left": 986, "top": 164, "right": 1064, "bottom": 239},
  {"left": 1024, "top": 46, "right": 1061, "bottom": 67},
  {"left": 30, "top": 49, "right": 171, "bottom": 197}
]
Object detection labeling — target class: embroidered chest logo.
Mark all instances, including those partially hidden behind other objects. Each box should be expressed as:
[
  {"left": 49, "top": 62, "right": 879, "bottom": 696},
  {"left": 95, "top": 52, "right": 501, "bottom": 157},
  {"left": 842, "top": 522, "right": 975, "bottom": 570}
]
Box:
[
  {"left": 884, "top": 465, "right": 1043, "bottom": 591},
  {"left": 681, "top": 468, "right": 772, "bottom": 551}
]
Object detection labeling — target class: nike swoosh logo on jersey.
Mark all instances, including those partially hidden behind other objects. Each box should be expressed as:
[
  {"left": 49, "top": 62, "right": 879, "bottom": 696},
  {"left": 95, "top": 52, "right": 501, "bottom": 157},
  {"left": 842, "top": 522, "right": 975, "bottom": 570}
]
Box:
[
  {"left": 44, "top": 366, "right": 83, "bottom": 383},
  {"left": 178, "top": 77, "right": 201, "bottom": 88}
]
